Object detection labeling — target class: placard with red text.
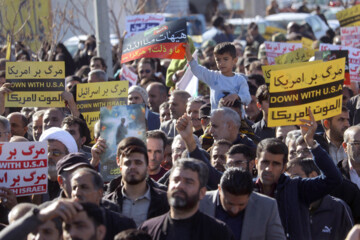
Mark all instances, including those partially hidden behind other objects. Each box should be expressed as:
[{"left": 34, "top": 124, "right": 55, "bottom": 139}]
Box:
[{"left": 0, "top": 142, "right": 48, "bottom": 196}]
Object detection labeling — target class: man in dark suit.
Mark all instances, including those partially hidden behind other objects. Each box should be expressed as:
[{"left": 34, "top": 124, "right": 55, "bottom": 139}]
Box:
[
  {"left": 199, "top": 168, "right": 285, "bottom": 240},
  {"left": 139, "top": 158, "right": 234, "bottom": 240}
]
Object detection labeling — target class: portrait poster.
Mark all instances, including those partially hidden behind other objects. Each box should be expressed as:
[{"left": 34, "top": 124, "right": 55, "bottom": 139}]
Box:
[{"left": 99, "top": 104, "right": 146, "bottom": 182}]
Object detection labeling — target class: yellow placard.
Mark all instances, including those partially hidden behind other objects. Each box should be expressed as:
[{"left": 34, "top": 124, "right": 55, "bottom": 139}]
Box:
[
  {"left": 336, "top": 5, "right": 360, "bottom": 27},
  {"left": 267, "top": 58, "right": 345, "bottom": 127},
  {"left": 82, "top": 112, "right": 101, "bottom": 144},
  {"left": 275, "top": 48, "right": 316, "bottom": 65},
  {"left": 262, "top": 61, "right": 321, "bottom": 84},
  {"left": 263, "top": 26, "right": 287, "bottom": 40},
  {"left": 270, "top": 58, "right": 344, "bottom": 92},
  {"left": 76, "top": 81, "right": 128, "bottom": 101},
  {"left": 6, "top": 92, "right": 63, "bottom": 107},
  {"left": 76, "top": 81, "right": 129, "bottom": 142},
  {"left": 268, "top": 95, "right": 342, "bottom": 127},
  {"left": 6, "top": 62, "right": 65, "bottom": 79},
  {"left": 301, "top": 37, "right": 314, "bottom": 49},
  {"left": 5, "top": 61, "right": 65, "bottom": 107}
]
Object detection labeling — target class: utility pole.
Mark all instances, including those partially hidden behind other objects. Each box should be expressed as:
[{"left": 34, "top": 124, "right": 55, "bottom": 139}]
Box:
[{"left": 93, "top": 0, "right": 113, "bottom": 77}]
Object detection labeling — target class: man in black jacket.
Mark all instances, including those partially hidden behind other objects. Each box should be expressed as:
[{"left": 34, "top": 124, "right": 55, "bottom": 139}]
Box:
[
  {"left": 103, "top": 137, "right": 169, "bottom": 226},
  {"left": 140, "top": 158, "right": 234, "bottom": 240},
  {"left": 254, "top": 110, "right": 343, "bottom": 239}
]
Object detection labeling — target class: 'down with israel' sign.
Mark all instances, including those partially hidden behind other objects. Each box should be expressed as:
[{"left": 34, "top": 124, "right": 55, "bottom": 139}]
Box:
[{"left": 268, "top": 58, "right": 345, "bottom": 127}]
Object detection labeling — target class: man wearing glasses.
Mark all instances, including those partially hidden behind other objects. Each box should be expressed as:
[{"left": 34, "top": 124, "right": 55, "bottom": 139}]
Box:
[
  {"left": 225, "top": 144, "right": 256, "bottom": 178},
  {"left": 40, "top": 127, "right": 78, "bottom": 200},
  {"left": 340, "top": 125, "right": 360, "bottom": 189}
]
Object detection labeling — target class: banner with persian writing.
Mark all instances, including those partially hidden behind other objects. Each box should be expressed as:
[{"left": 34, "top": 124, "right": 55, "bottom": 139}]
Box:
[
  {"left": 76, "top": 81, "right": 128, "bottom": 142},
  {"left": 268, "top": 58, "right": 345, "bottom": 127},
  {"left": 125, "top": 14, "right": 166, "bottom": 38},
  {"left": 262, "top": 61, "right": 321, "bottom": 84},
  {"left": 264, "top": 41, "right": 302, "bottom": 65},
  {"left": 0, "top": 142, "right": 48, "bottom": 196},
  {"left": 121, "top": 18, "right": 187, "bottom": 63},
  {"left": 340, "top": 26, "right": 360, "bottom": 48},
  {"left": 314, "top": 50, "right": 350, "bottom": 85},
  {"left": 319, "top": 43, "right": 360, "bottom": 82},
  {"left": 5, "top": 62, "right": 65, "bottom": 107},
  {"left": 336, "top": 5, "right": 360, "bottom": 27},
  {"left": 275, "top": 48, "right": 315, "bottom": 65}
]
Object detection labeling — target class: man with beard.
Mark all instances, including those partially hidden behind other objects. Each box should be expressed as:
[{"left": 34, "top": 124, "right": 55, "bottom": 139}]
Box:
[
  {"left": 40, "top": 127, "right": 78, "bottom": 200},
  {"left": 200, "top": 168, "right": 285, "bottom": 240},
  {"left": 140, "top": 158, "right": 234, "bottom": 240},
  {"left": 225, "top": 144, "right": 256, "bottom": 178},
  {"left": 321, "top": 106, "right": 350, "bottom": 164},
  {"left": 340, "top": 125, "right": 360, "bottom": 189},
  {"left": 103, "top": 137, "right": 169, "bottom": 226}
]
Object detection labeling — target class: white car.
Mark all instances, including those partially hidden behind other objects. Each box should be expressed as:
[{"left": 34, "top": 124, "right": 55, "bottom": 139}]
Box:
[{"left": 265, "top": 12, "right": 330, "bottom": 39}]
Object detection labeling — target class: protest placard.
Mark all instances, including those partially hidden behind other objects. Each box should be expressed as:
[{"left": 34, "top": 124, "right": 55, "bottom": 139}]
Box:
[
  {"left": 268, "top": 58, "right": 345, "bottom": 127},
  {"left": 121, "top": 18, "right": 187, "bottom": 63},
  {"left": 319, "top": 43, "right": 360, "bottom": 82},
  {"left": 340, "top": 26, "right": 360, "bottom": 48},
  {"left": 275, "top": 48, "right": 315, "bottom": 65},
  {"left": 263, "top": 26, "right": 287, "bottom": 40},
  {"left": 76, "top": 81, "right": 128, "bottom": 141},
  {"left": 5, "top": 61, "right": 65, "bottom": 107},
  {"left": 119, "top": 64, "right": 138, "bottom": 86},
  {"left": 315, "top": 50, "right": 350, "bottom": 85},
  {"left": 262, "top": 61, "right": 321, "bottom": 84},
  {"left": 126, "top": 14, "right": 166, "bottom": 38},
  {"left": 301, "top": 37, "right": 314, "bottom": 49},
  {"left": 0, "top": 142, "right": 48, "bottom": 196},
  {"left": 264, "top": 41, "right": 302, "bottom": 65},
  {"left": 336, "top": 4, "right": 360, "bottom": 27},
  {"left": 99, "top": 104, "right": 146, "bottom": 182}
]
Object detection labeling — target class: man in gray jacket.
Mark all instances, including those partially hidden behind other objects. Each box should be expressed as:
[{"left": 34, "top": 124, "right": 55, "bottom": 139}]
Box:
[{"left": 199, "top": 168, "right": 286, "bottom": 240}]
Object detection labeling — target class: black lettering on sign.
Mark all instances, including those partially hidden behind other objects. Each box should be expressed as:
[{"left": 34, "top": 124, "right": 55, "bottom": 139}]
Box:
[{"left": 270, "top": 79, "right": 343, "bottom": 108}]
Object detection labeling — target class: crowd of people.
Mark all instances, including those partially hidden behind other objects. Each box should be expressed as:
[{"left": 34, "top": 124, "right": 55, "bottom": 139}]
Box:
[{"left": 1, "top": 0, "right": 360, "bottom": 239}]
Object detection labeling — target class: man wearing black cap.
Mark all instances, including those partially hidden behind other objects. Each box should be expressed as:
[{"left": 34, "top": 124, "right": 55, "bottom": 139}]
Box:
[{"left": 56, "top": 152, "right": 94, "bottom": 198}]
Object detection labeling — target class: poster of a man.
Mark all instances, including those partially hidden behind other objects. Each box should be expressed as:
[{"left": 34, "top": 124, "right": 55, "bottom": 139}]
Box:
[{"left": 100, "top": 104, "right": 146, "bottom": 181}]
